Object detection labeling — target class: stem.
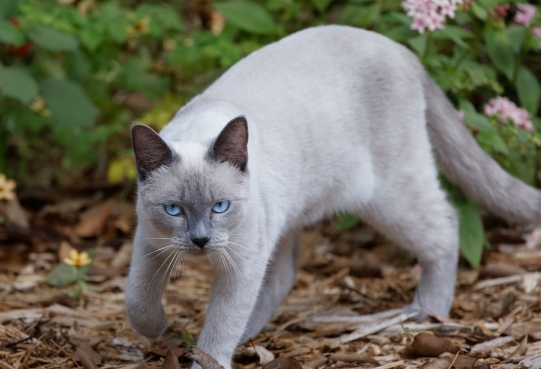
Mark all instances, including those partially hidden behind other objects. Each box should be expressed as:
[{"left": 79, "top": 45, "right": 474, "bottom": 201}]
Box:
[
  {"left": 422, "top": 32, "right": 433, "bottom": 64},
  {"left": 453, "top": 49, "right": 471, "bottom": 70}
]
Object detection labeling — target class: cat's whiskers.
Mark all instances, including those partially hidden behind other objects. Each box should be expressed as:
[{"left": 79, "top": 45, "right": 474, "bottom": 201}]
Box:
[
  {"left": 137, "top": 245, "right": 175, "bottom": 268},
  {"left": 138, "top": 244, "right": 173, "bottom": 259},
  {"left": 226, "top": 241, "right": 250, "bottom": 251},
  {"left": 218, "top": 249, "right": 233, "bottom": 280},
  {"left": 148, "top": 250, "right": 177, "bottom": 287},
  {"left": 225, "top": 244, "right": 249, "bottom": 265},
  {"left": 172, "top": 251, "right": 187, "bottom": 306},
  {"left": 157, "top": 250, "right": 179, "bottom": 295},
  {"left": 222, "top": 248, "right": 241, "bottom": 276}
]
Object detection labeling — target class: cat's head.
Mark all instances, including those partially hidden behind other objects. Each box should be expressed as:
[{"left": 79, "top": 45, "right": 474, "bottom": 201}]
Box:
[{"left": 132, "top": 116, "right": 249, "bottom": 253}]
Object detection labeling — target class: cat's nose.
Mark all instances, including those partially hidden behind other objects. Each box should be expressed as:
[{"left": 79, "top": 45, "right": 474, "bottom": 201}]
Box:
[{"left": 191, "top": 237, "right": 210, "bottom": 248}]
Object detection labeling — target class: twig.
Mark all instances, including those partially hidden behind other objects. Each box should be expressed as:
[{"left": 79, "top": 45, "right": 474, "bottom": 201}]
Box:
[
  {"left": 1, "top": 336, "right": 32, "bottom": 349},
  {"left": 50, "top": 340, "right": 81, "bottom": 368},
  {"left": 185, "top": 347, "right": 224, "bottom": 369},
  {"left": 446, "top": 351, "right": 460, "bottom": 369}
]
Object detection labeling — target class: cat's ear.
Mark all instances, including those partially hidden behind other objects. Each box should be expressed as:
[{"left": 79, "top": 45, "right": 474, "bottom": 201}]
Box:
[
  {"left": 212, "top": 116, "right": 249, "bottom": 172},
  {"left": 132, "top": 124, "right": 173, "bottom": 178}
]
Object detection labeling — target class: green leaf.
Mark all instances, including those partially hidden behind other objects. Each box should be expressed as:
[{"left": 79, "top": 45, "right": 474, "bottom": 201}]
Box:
[
  {"left": 45, "top": 263, "right": 77, "bottom": 287},
  {"left": 471, "top": 2, "right": 488, "bottom": 20},
  {"left": 506, "top": 26, "right": 528, "bottom": 53},
  {"left": 459, "top": 100, "right": 496, "bottom": 133},
  {"left": 107, "top": 22, "right": 128, "bottom": 43},
  {"left": 340, "top": 4, "right": 381, "bottom": 28},
  {"left": 437, "top": 25, "right": 473, "bottom": 48},
  {"left": 508, "top": 149, "right": 535, "bottom": 185},
  {"left": 28, "top": 25, "right": 78, "bottom": 52},
  {"left": 336, "top": 213, "right": 360, "bottom": 231},
  {"left": 0, "top": 18, "right": 23, "bottom": 45},
  {"left": 41, "top": 78, "right": 99, "bottom": 128},
  {"left": 464, "top": 113, "right": 497, "bottom": 133},
  {"left": 0, "top": 65, "right": 39, "bottom": 103},
  {"left": 408, "top": 34, "right": 428, "bottom": 57},
  {"left": 214, "top": 1, "right": 276, "bottom": 35},
  {"left": 515, "top": 66, "right": 540, "bottom": 116},
  {"left": 311, "top": 0, "right": 332, "bottom": 12},
  {"left": 485, "top": 30, "right": 516, "bottom": 81},
  {"left": 78, "top": 23, "right": 104, "bottom": 51},
  {"left": 456, "top": 198, "right": 485, "bottom": 268},
  {"left": 475, "top": 132, "right": 508, "bottom": 154},
  {"left": 0, "top": 0, "right": 19, "bottom": 19},
  {"left": 381, "top": 26, "right": 417, "bottom": 42}
]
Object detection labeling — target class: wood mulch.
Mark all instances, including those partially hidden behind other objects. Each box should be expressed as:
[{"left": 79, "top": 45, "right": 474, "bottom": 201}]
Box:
[{"left": 1, "top": 190, "right": 540, "bottom": 369}]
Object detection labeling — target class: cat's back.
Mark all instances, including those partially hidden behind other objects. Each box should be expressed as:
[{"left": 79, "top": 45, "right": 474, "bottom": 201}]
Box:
[{"left": 206, "top": 25, "right": 422, "bottom": 102}]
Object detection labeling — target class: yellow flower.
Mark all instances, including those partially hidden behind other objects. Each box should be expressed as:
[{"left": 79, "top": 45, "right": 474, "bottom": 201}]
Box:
[
  {"left": 64, "top": 249, "right": 92, "bottom": 267},
  {"left": 126, "top": 17, "right": 150, "bottom": 37},
  {"left": 0, "top": 174, "right": 16, "bottom": 201}
]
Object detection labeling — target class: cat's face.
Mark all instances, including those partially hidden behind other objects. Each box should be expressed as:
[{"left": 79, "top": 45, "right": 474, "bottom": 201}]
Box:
[
  {"left": 138, "top": 160, "right": 248, "bottom": 253},
  {"left": 133, "top": 117, "right": 249, "bottom": 254}
]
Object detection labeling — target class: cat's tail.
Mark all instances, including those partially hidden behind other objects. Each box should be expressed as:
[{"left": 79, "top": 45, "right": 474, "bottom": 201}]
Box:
[{"left": 424, "top": 74, "right": 541, "bottom": 224}]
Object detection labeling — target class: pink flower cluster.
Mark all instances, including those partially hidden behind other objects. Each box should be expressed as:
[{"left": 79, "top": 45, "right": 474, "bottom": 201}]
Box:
[
  {"left": 402, "top": 0, "right": 464, "bottom": 34},
  {"left": 514, "top": 3, "right": 536, "bottom": 26},
  {"left": 484, "top": 97, "right": 534, "bottom": 131}
]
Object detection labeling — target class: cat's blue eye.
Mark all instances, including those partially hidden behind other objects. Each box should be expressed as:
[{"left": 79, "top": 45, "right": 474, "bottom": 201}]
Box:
[
  {"left": 212, "top": 201, "right": 230, "bottom": 213},
  {"left": 164, "top": 204, "right": 182, "bottom": 216}
]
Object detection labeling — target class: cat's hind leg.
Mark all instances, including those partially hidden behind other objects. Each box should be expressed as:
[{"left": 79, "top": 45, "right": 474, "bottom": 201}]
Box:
[
  {"left": 239, "top": 229, "right": 301, "bottom": 343},
  {"left": 360, "top": 176, "right": 459, "bottom": 317}
]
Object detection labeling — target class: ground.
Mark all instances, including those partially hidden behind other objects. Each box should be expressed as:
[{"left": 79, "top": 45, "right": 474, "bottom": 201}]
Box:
[{"left": 0, "top": 189, "right": 540, "bottom": 369}]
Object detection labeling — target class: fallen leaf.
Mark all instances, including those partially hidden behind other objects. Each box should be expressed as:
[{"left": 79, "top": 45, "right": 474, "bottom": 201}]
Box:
[
  {"left": 262, "top": 357, "right": 303, "bottom": 369},
  {"left": 75, "top": 201, "right": 114, "bottom": 238},
  {"left": 184, "top": 346, "right": 224, "bottom": 369},
  {"left": 242, "top": 345, "right": 275, "bottom": 365},
  {"left": 58, "top": 241, "right": 72, "bottom": 261},
  {"left": 163, "top": 349, "right": 181, "bottom": 369},
  {"left": 479, "top": 263, "right": 524, "bottom": 278},
  {"left": 404, "top": 332, "right": 460, "bottom": 357},
  {"left": 151, "top": 347, "right": 185, "bottom": 358},
  {"left": 328, "top": 352, "right": 379, "bottom": 365},
  {"left": 76, "top": 342, "right": 102, "bottom": 369},
  {"left": 0, "top": 198, "right": 29, "bottom": 228},
  {"left": 419, "top": 358, "right": 451, "bottom": 369}
]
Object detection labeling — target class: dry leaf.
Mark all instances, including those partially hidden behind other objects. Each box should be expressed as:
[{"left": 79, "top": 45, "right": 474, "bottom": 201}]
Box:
[
  {"left": 419, "top": 358, "right": 452, "bottom": 369},
  {"left": 0, "top": 198, "right": 29, "bottom": 228},
  {"left": 262, "top": 357, "right": 302, "bottom": 369},
  {"left": 184, "top": 346, "right": 224, "bottom": 369},
  {"left": 328, "top": 352, "right": 379, "bottom": 365},
  {"left": 75, "top": 201, "right": 114, "bottom": 238},
  {"left": 163, "top": 349, "right": 181, "bottom": 369},
  {"left": 242, "top": 346, "right": 275, "bottom": 365},
  {"left": 76, "top": 342, "right": 102, "bottom": 369},
  {"left": 404, "top": 332, "right": 460, "bottom": 357},
  {"left": 479, "top": 263, "right": 524, "bottom": 278}
]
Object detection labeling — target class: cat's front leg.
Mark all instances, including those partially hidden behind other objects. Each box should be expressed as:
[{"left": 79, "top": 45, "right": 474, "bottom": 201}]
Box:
[
  {"left": 125, "top": 227, "right": 173, "bottom": 338},
  {"left": 195, "top": 247, "right": 270, "bottom": 369}
]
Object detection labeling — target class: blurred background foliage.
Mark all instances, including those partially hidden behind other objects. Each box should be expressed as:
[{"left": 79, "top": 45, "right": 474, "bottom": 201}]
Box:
[{"left": 1, "top": 0, "right": 541, "bottom": 266}]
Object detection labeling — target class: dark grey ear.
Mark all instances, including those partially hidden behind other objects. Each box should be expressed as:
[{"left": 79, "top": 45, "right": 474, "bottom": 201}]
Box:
[
  {"left": 132, "top": 124, "right": 173, "bottom": 178},
  {"left": 212, "top": 116, "right": 248, "bottom": 172}
]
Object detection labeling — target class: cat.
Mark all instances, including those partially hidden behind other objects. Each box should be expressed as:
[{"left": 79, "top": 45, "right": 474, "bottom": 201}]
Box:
[{"left": 125, "top": 25, "right": 541, "bottom": 368}]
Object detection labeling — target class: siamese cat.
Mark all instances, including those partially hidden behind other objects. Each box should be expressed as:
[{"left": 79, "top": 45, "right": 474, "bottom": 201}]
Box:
[{"left": 126, "top": 25, "right": 541, "bottom": 368}]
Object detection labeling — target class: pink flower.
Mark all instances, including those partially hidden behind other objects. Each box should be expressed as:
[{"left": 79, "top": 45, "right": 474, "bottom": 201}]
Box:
[
  {"left": 402, "top": 0, "right": 464, "bottom": 34},
  {"left": 457, "top": 110, "right": 465, "bottom": 121},
  {"left": 484, "top": 97, "right": 534, "bottom": 131},
  {"left": 514, "top": 3, "right": 536, "bottom": 26},
  {"left": 490, "top": 3, "right": 510, "bottom": 19},
  {"left": 533, "top": 26, "right": 541, "bottom": 37}
]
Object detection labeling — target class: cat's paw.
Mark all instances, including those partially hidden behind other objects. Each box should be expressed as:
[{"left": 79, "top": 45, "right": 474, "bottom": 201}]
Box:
[{"left": 125, "top": 299, "right": 168, "bottom": 338}]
